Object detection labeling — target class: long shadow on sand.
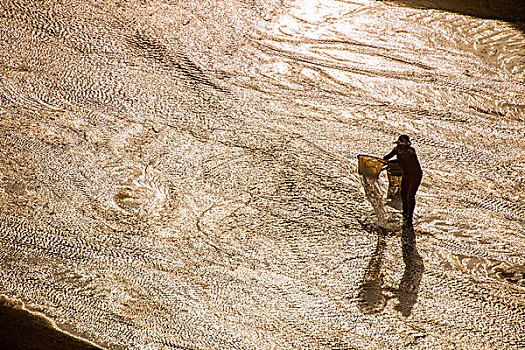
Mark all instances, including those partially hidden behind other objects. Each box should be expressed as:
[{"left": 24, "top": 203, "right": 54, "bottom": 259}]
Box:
[
  {"left": 396, "top": 222, "right": 425, "bottom": 317},
  {"left": 357, "top": 224, "right": 424, "bottom": 316}
]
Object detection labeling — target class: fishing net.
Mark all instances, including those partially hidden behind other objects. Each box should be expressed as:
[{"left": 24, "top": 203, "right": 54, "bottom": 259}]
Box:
[
  {"left": 385, "top": 161, "right": 402, "bottom": 210},
  {"left": 357, "top": 155, "right": 389, "bottom": 225},
  {"left": 358, "top": 155, "right": 385, "bottom": 178},
  {"left": 357, "top": 155, "right": 402, "bottom": 228}
]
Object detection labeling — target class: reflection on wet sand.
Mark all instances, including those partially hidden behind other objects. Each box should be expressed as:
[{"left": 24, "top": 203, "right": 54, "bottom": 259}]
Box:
[{"left": 357, "top": 224, "right": 424, "bottom": 317}]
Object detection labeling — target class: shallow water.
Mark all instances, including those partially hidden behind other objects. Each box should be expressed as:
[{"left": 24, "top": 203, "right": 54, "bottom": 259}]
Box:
[{"left": 1, "top": 0, "right": 524, "bottom": 349}]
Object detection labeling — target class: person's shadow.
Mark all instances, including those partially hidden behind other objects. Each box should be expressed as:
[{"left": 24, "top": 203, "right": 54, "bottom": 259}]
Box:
[{"left": 357, "top": 224, "right": 424, "bottom": 316}]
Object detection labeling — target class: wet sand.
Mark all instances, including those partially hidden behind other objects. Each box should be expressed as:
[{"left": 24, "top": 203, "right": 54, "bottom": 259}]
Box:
[{"left": 1, "top": 0, "right": 524, "bottom": 349}]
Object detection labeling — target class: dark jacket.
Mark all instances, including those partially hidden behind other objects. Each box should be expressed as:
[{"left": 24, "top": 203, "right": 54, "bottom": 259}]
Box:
[{"left": 384, "top": 145, "right": 422, "bottom": 176}]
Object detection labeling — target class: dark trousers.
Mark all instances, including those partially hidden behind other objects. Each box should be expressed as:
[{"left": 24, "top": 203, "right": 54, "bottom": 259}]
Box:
[{"left": 401, "top": 172, "right": 422, "bottom": 224}]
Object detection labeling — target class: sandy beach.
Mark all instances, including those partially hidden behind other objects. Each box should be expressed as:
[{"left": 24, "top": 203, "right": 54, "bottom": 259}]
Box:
[{"left": 1, "top": 0, "right": 524, "bottom": 348}]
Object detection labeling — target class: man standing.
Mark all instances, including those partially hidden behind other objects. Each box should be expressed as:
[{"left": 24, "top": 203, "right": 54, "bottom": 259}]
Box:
[{"left": 383, "top": 135, "right": 422, "bottom": 226}]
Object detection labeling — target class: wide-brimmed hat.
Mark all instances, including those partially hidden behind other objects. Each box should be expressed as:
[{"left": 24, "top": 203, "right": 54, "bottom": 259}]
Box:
[{"left": 394, "top": 135, "right": 411, "bottom": 146}]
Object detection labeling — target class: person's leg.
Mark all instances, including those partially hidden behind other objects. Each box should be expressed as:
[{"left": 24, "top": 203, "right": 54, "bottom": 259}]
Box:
[
  {"left": 405, "top": 174, "right": 422, "bottom": 225},
  {"left": 401, "top": 176, "right": 409, "bottom": 221}
]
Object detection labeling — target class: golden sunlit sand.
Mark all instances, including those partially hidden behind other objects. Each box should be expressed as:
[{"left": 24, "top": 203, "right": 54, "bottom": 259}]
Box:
[{"left": 1, "top": 0, "right": 524, "bottom": 349}]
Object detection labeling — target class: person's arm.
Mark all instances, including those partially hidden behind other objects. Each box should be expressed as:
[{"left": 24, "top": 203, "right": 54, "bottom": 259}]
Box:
[{"left": 383, "top": 148, "right": 396, "bottom": 160}]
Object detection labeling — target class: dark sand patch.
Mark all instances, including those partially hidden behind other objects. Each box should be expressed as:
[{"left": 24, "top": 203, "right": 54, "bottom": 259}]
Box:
[
  {"left": 383, "top": 0, "right": 525, "bottom": 21},
  {"left": 0, "top": 295, "right": 105, "bottom": 350}
]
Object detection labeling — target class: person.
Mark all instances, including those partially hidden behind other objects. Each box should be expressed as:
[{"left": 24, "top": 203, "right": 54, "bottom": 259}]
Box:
[{"left": 383, "top": 135, "right": 422, "bottom": 226}]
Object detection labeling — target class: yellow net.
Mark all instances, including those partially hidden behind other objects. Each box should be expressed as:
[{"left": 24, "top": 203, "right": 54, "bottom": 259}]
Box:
[
  {"left": 385, "top": 162, "right": 402, "bottom": 209},
  {"left": 358, "top": 155, "right": 403, "bottom": 212},
  {"left": 357, "top": 155, "right": 386, "bottom": 178},
  {"left": 387, "top": 172, "right": 402, "bottom": 187}
]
